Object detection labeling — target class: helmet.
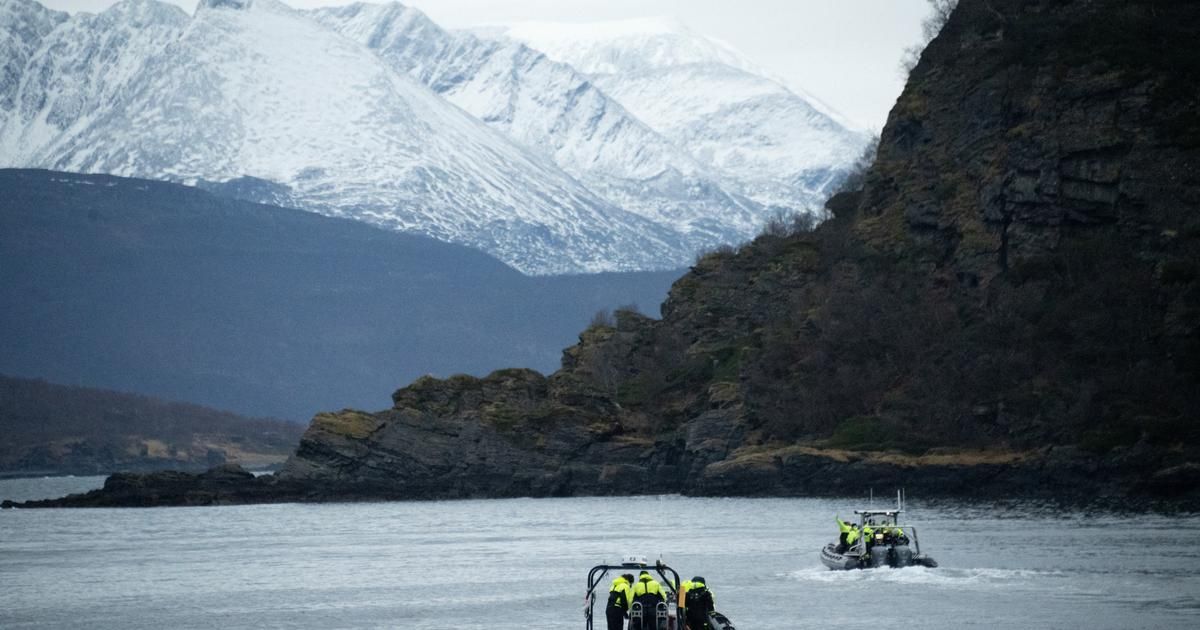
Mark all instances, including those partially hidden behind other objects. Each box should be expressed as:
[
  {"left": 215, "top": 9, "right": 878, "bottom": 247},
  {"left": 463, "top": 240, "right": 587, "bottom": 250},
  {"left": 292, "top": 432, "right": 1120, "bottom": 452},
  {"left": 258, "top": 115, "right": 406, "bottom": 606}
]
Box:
[
  {"left": 692, "top": 576, "right": 705, "bottom": 583},
  {"left": 622, "top": 574, "right": 635, "bottom": 583}
]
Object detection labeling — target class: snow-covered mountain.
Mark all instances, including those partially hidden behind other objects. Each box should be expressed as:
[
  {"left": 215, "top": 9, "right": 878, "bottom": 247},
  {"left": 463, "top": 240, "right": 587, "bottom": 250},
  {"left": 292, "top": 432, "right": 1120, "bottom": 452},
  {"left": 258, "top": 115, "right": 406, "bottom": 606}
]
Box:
[
  {"left": 0, "top": 0, "right": 867, "bottom": 273},
  {"left": 309, "top": 2, "right": 765, "bottom": 251},
  {"left": 0, "top": 0, "right": 684, "bottom": 274},
  {"left": 486, "top": 17, "right": 869, "bottom": 214}
]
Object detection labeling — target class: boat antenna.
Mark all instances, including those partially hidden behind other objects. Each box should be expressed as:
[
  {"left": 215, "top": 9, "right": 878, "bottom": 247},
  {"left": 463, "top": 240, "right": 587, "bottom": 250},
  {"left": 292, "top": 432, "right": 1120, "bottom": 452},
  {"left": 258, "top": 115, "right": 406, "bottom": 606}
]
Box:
[
  {"left": 897, "top": 489, "right": 901, "bottom": 512},
  {"left": 869, "top": 487, "right": 874, "bottom": 507}
]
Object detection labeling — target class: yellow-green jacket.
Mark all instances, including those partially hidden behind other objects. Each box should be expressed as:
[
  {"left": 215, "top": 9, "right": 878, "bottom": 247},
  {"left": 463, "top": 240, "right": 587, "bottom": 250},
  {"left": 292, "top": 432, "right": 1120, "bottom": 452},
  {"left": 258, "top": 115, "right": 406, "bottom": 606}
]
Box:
[
  {"left": 633, "top": 576, "right": 665, "bottom": 601},
  {"left": 607, "top": 576, "right": 633, "bottom": 610}
]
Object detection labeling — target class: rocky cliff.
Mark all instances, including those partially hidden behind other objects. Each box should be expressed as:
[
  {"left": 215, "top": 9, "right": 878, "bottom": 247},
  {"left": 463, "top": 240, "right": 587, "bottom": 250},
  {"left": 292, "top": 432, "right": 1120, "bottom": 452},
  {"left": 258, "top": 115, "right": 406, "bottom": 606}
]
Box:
[
  {"left": 272, "top": 0, "right": 1197, "bottom": 500},
  {"left": 14, "top": 0, "right": 1199, "bottom": 508}
]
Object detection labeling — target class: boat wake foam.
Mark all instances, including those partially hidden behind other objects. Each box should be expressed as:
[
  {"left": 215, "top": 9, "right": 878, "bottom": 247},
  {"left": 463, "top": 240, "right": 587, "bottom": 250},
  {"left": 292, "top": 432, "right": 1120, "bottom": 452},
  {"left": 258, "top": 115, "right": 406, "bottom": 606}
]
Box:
[{"left": 784, "top": 566, "right": 1068, "bottom": 588}]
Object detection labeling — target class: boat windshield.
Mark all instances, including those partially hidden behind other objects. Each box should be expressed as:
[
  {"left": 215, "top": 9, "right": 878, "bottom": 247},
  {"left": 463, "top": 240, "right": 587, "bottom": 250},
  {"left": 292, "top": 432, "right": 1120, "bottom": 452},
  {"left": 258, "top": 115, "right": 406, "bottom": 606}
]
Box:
[{"left": 854, "top": 509, "right": 901, "bottom": 527}]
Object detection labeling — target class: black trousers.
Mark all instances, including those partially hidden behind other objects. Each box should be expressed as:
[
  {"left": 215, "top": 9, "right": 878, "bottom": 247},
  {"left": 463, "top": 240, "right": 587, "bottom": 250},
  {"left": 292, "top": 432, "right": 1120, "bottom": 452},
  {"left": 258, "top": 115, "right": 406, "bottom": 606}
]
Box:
[
  {"left": 606, "top": 606, "right": 626, "bottom": 630},
  {"left": 632, "top": 597, "right": 662, "bottom": 630},
  {"left": 685, "top": 609, "right": 710, "bottom": 630}
]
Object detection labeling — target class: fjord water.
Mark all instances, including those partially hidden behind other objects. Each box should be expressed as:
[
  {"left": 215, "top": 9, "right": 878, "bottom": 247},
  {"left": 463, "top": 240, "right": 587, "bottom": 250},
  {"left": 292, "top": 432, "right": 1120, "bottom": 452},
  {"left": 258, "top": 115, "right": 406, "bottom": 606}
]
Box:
[{"left": 2, "top": 478, "right": 1197, "bottom": 629}]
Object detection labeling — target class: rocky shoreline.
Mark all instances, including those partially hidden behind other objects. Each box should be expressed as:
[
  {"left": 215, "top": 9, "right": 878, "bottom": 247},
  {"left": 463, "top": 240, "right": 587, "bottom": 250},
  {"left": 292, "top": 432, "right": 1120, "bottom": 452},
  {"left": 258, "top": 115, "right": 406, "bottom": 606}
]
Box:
[{"left": 6, "top": 443, "right": 1197, "bottom": 509}]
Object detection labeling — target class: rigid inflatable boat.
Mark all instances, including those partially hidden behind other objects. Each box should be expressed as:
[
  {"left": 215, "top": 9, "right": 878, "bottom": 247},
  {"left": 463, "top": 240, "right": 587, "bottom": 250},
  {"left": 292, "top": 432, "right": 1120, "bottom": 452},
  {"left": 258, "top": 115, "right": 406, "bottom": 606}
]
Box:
[
  {"left": 820, "top": 497, "right": 938, "bottom": 570},
  {"left": 584, "top": 556, "right": 736, "bottom": 629}
]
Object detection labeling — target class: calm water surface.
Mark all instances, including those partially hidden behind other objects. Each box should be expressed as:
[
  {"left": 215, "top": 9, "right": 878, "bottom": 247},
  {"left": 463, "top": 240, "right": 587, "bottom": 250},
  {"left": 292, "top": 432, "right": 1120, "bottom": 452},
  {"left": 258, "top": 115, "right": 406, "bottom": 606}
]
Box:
[{"left": 2, "top": 477, "right": 1198, "bottom": 629}]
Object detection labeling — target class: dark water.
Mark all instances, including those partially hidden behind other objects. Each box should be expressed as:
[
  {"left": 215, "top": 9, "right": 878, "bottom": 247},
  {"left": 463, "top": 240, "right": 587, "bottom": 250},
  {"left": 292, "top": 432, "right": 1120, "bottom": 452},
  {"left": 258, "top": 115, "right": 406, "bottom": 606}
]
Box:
[{"left": 2, "top": 478, "right": 1198, "bottom": 629}]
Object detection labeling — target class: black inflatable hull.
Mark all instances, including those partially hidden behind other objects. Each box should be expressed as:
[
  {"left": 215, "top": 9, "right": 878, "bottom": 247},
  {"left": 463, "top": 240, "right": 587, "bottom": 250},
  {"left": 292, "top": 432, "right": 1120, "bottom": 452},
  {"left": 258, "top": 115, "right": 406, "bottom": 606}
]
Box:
[{"left": 819, "top": 542, "right": 937, "bottom": 570}]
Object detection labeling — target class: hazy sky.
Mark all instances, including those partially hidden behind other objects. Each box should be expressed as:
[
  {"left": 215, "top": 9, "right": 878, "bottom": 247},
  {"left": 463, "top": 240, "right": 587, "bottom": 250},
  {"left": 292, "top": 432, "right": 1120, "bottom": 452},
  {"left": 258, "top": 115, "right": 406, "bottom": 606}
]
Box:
[{"left": 42, "top": 0, "right": 930, "bottom": 130}]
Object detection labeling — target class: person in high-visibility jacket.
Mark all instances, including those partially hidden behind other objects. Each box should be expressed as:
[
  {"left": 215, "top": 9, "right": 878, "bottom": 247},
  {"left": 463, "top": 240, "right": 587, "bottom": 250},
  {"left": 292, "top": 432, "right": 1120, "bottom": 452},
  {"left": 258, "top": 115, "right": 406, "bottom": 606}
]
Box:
[
  {"left": 605, "top": 573, "right": 635, "bottom": 630},
  {"left": 631, "top": 571, "right": 666, "bottom": 630},
  {"left": 836, "top": 516, "right": 854, "bottom": 553},
  {"left": 844, "top": 523, "right": 861, "bottom": 552},
  {"left": 683, "top": 576, "right": 715, "bottom": 630},
  {"left": 860, "top": 524, "right": 876, "bottom": 555}
]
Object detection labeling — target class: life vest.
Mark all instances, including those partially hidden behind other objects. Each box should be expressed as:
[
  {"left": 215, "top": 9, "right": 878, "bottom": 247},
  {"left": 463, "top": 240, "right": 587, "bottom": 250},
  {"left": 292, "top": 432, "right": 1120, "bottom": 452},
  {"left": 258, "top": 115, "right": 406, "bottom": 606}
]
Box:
[
  {"left": 685, "top": 582, "right": 711, "bottom": 610},
  {"left": 607, "top": 577, "right": 632, "bottom": 610},
  {"left": 633, "top": 576, "right": 665, "bottom": 601}
]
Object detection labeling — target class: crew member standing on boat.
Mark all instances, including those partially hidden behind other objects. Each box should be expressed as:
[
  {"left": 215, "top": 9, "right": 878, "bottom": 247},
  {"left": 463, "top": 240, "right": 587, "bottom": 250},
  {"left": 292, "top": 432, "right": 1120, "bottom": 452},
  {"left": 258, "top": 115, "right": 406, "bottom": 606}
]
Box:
[
  {"left": 861, "top": 524, "right": 876, "bottom": 558},
  {"left": 836, "top": 516, "right": 853, "bottom": 553},
  {"left": 844, "top": 523, "right": 861, "bottom": 552},
  {"left": 606, "top": 573, "right": 635, "bottom": 630},
  {"left": 684, "top": 576, "right": 715, "bottom": 630},
  {"left": 631, "top": 571, "right": 666, "bottom": 630}
]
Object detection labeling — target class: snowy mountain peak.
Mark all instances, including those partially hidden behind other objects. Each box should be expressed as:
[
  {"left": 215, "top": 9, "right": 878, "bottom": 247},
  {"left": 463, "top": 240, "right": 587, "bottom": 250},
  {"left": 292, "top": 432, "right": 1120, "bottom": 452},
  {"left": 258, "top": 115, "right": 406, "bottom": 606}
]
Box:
[
  {"left": 312, "top": 2, "right": 780, "bottom": 250},
  {"left": 492, "top": 17, "right": 752, "bottom": 77},
  {"left": 314, "top": 2, "right": 439, "bottom": 53},
  {"left": 485, "top": 17, "right": 868, "bottom": 214},
  {"left": 100, "top": 0, "right": 187, "bottom": 23},
  {"left": 199, "top": 0, "right": 255, "bottom": 10},
  {"left": 2, "top": 1, "right": 867, "bottom": 274},
  {"left": 1, "top": 0, "right": 691, "bottom": 274}
]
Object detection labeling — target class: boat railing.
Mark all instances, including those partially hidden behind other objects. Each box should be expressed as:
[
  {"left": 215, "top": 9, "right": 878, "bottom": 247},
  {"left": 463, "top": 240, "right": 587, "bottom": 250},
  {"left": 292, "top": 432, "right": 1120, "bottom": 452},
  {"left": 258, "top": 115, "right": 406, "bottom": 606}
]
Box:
[{"left": 584, "top": 560, "right": 681, "bottom": 630}]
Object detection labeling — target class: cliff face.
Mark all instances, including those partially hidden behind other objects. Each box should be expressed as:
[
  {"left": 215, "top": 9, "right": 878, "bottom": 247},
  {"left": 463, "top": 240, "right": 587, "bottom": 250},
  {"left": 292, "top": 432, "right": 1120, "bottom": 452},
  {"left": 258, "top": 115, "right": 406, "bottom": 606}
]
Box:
[
  {"left": 18, "top": 0, "right": 1197, "bottom": 508},
  {"left": 267, "top": 0, "right": 1198, "bottom": 501}
]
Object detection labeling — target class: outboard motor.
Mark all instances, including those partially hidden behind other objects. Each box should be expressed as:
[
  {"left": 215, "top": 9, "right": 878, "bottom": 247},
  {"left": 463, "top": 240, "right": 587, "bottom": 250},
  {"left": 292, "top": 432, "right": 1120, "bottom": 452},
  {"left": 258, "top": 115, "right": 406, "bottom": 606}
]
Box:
[
  {"left": 866, "top": 545, "right": 889, "bottom": 568},
  {"left": 889, "top": 544, "right": 914, "bottom": 568}
]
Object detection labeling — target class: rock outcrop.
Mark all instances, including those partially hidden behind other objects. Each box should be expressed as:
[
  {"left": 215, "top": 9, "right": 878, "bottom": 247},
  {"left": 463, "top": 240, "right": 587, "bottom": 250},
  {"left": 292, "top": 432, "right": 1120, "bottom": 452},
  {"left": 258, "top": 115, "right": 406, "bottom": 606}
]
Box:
[{"left": 11, "top": 0, "right": 1198, "bottom": 508}]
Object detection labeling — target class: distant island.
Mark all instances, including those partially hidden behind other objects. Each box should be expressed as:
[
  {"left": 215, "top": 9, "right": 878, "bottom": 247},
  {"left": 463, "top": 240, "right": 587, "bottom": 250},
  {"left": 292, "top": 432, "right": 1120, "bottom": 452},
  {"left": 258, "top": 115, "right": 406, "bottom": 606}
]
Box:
[
  {"left": 0, "top": 375, "right": 302, "bottom": 477},
  {"left": 0, "top": 168, "right": 679, "bottom": 421}
]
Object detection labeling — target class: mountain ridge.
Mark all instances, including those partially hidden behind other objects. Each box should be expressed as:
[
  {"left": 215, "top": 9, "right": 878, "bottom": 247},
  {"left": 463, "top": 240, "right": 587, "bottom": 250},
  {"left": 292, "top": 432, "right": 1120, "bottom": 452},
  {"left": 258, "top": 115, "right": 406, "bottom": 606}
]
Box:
[
  {"left": 488, "top": 16, "right": 870, "bottom": 215},
  {"left": 0, "top": 0, "right": 686, "bottom": 274},
  {"left": 0, "top": 0, "right": 866, "bottom": 273},
  {"left": 0, "top": 168, "right": 681, "bottom": 421},
  {"left": 310, "top": 1, "right": 770, "bottom": 251}
]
